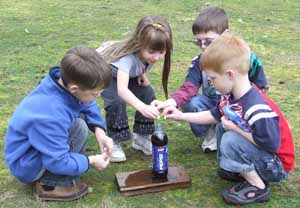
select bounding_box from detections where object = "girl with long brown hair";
[97,16,173,162]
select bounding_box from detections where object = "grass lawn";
[1,0,300,207]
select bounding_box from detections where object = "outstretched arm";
[162,106,216,125]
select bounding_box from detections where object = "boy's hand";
[151,99,177,111]
[99,135,113,157]
[138,104,160,119]
[89,154,110,171]
[162,106,183,121]
[221,116,239,132]
[95,127,113,157]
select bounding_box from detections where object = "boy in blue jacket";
[5,46,113,201]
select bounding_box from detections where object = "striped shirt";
[210,87,280,153]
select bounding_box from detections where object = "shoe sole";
[223,197,269,205]
[203,147,217,153]
[110,157,127,162]
[201,141,217,152]
[142,149,152,156]
[36,187,88,201]
[132,143,152,156]
[222,189,270,205]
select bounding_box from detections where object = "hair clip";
[152,23,163,29]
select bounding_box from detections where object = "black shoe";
[222,181,270,205]
[218,168,244,182]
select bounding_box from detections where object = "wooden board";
[115,166,191,196]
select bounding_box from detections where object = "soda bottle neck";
[154,123,164,132]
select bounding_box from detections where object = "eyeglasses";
[192,38,214,47]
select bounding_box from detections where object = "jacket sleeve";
[28,118,89,176]
[171,55,202,107]
[81,100,106,132]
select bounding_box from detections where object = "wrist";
[167,98,177,107]
[136,102,146,112]
[179,112,185,121]
[88,155,95,166]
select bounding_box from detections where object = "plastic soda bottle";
[151,123,168,179]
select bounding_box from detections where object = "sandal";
[222,181,270,205]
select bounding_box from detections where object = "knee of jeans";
[72,118,88,140]
[219,132,240,154]
[182,98,204,113]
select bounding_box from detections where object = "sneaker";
[111,143,126,162]
[222,181,270,205]
[218,168,245,182]
[132,133,152,156]
[201,126,217,153]
[35,181,88,201]
[132,133,144,151]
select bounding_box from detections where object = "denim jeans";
[215,123,287,182]
[181,94,219,137]
[35,118,89,186]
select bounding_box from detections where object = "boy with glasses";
[152,6,268,153]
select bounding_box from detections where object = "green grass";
[1,0,300,207]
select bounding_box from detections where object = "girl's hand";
[162,106,183,121]
[221,116,239,132]
[89,154,110,171]
[138,74,150,87]
[138,104,160,119]
[151,99,177,111]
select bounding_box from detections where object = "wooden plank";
[115,166,191,196]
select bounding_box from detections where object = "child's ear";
[227,69,235,79]
[68,84,79,94]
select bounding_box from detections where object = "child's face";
[140,48,166,65]
[194,31,220,52]
[205,70,233,95]
[73,87,103,103]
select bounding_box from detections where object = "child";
[162,33,295,205]
[97,16,173,162]
[152,6,268,153]
[5,46,114,201]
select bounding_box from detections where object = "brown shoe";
[35,181,89,201]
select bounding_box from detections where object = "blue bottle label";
[152,145,168,173]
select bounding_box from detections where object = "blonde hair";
[201,32,250,75]
[99,16,173,98]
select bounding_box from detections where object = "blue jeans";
[215,123,287,182]
[181,94,219,137]
[35,118,89,186]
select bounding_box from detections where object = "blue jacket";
[5,67,106,183]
